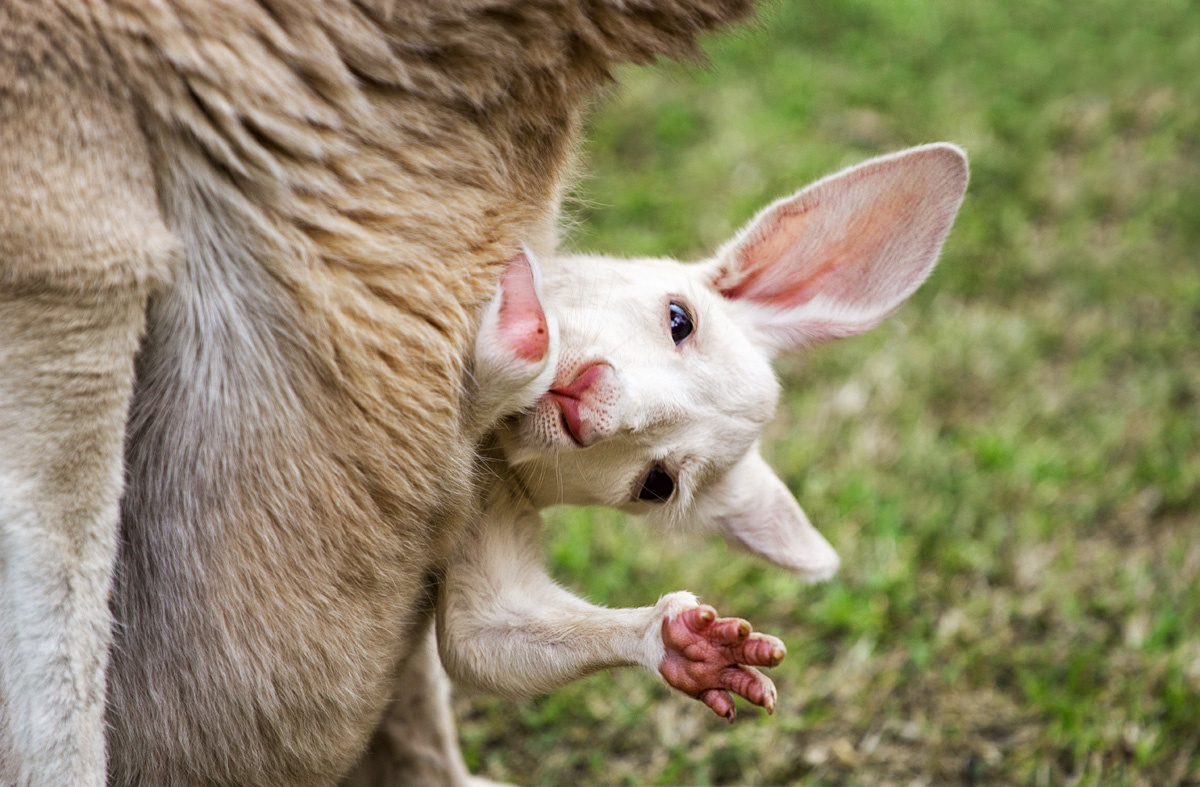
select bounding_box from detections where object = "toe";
[736,633,787,667]
[679,605,717,632]
[699,689,735,721]
[722,665,777,712]
[706,616,752,646]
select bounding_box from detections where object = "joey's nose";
[554,362,608,401]
[548,361,617,446]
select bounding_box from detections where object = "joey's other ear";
[488,245,551,365]
[705,448,840,582]
[470,246,556,434]
[706,143,969,355]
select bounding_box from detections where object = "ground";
[456,0,1200,783]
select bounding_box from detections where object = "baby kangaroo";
[451,144,969,719]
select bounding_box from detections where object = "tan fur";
[339,630,477,787]
[0,1,752,785]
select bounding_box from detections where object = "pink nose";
[548,362,615,446]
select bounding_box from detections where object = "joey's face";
[495,254,781,523]
[489,144,968,580]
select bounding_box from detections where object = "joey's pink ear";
[494,246,550,364]
[471,246,557,435]
[706,143,968,355]
[706,449,839,582]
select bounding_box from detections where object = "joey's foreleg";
[0,288,154,787]
[436,501,785,716]
[437,513,665,697]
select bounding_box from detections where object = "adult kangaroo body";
[0,1,750,785]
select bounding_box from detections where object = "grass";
[457,0,1200,783]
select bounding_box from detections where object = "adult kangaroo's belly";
[97,17,547,782]
[106,191,476,785]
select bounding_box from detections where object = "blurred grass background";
[457,0,1200,783]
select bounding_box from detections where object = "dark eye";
[637,465,676,502]
[668,301,694,345]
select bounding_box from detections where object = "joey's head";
[497,253,782,511]
[495,144,970,581]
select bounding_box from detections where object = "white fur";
[438,484,695,696]
[439,145,969,702]
[0,474,108,786]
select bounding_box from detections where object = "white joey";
[448,143,969,718]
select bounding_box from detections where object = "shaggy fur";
[0,1,751,785]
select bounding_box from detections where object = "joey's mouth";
[548,393,585,447]
[537,360,616,449]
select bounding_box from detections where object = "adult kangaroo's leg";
[0,7,173,784]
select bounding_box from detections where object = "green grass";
[457,1,1200,783]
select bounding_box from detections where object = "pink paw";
[659,605,786,721]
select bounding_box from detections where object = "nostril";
[551,361,610,401]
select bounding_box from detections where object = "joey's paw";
[659,604,785,721]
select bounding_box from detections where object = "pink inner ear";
[497,251,549,363]
[711,144,968,337]
[720,183,927,311]
[719,201,823,308]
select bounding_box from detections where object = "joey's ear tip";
[921,141,968,160]
[905,140,966,161]
[912,142,970,185]
[772,536,840,583]
[517,242,541,266]
[499,244,546,298]
[511,243,548,292]
[795,554,840,584]
[499,250,526,283]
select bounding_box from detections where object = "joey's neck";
[475,435,541,516]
